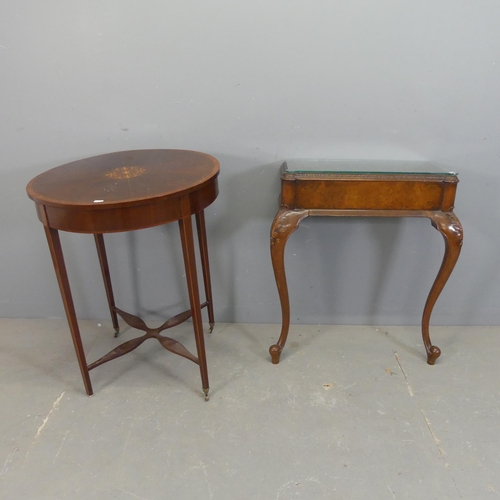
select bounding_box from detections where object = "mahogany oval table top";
[27,149,220,234]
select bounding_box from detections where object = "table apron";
[283,179,456,211]
[36,179,218,233]
[306,209,452,218]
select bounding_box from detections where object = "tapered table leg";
[422,212,463,364]
[179,212,210,401]
[44,226,93,396]
[195,211,215,333]
[269,209,309,364]
[94,234,120,337]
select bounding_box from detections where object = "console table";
[269,159,463,365]
[27,149,219,400]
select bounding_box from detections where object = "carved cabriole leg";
[422,211,463,365]
[44,226,93,396]
[179,211,210,401]
[195,211,215,333]
[94,234,120,337]
[269,208,309,364]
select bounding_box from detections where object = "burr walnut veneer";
[27,149,219,400]
[270,159,463,365]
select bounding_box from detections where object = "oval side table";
[27,149,219,400]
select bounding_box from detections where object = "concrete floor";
[0,319,499,499]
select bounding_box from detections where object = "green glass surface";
[284,159,457,175]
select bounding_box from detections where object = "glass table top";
[283,159,457,175]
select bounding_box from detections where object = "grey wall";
[1,1,499,326]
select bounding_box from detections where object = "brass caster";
[203,388,210,402]
[208,323,215,334]
[114,328,120,338]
